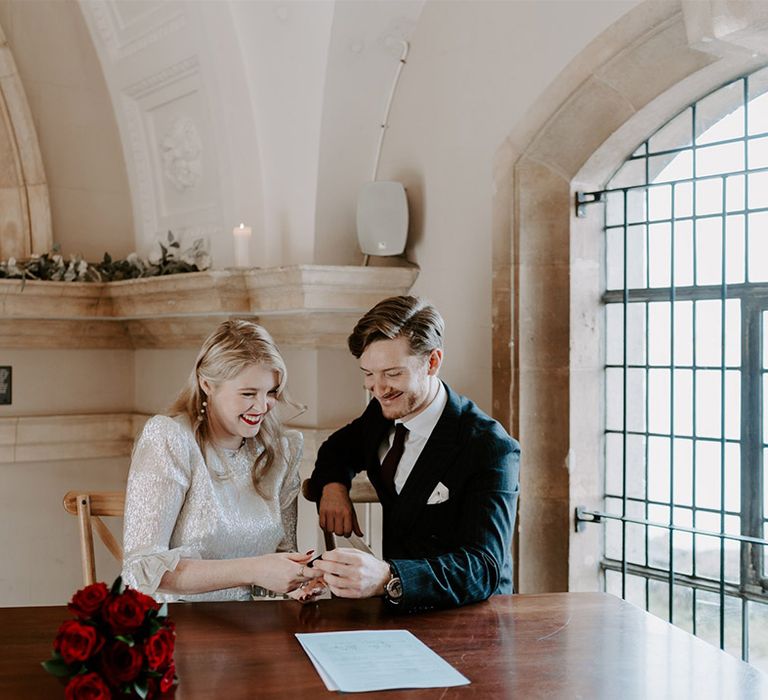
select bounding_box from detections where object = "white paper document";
[295,629,470,693]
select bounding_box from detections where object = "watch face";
[387,577,403,599]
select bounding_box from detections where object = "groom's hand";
[319,483,363,537]
[312,548,390,599]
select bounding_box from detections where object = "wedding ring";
[299,565,305,578]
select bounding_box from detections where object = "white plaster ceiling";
[78,0,425,268]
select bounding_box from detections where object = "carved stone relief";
[117,55,217,253]
[78,0,220,256]
[86,0,186,62]
[160,116,202,192]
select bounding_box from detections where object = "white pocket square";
[427,482,449,505]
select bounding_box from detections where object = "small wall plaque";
[0,366,11,405]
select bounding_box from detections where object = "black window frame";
[577,70,768,666]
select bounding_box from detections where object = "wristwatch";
[384,563,402,604]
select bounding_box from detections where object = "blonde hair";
[169,318,300,492]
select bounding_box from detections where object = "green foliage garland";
[0,232,211,283]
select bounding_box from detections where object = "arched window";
[602,67,768,670]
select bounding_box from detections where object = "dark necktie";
[380,423,409,495]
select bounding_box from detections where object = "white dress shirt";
[378,380,448,494]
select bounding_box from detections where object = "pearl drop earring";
[199,399,208,418]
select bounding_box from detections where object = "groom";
[309,296,520,612]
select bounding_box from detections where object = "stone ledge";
[0,413,148,463]
[0,412,335,467]
[0,265,418,349]
[245,265,420,312]
[0,278,108,318]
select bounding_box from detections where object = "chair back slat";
[349,479,378,503]
[301,476,379,504]
[63,491,125,586]
[92,516,123,563]
[64,491,125,517]
[75,495,97,586]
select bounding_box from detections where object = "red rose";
[68,582,109,619]
[131,588,160,613]
[145,628,175,671]
[102,588,158,634]
[54,619,104,664]
[100,640,144,684]
[160,663,176,693]
[64,671,112,700]
[163,618,176,633]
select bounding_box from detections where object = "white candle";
[233,223,252,267]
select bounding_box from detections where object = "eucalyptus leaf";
[41,657,73,678]
[1,231,211,285]
[134,677,149,699]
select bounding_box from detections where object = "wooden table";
[1,592,766,699]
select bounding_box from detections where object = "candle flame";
[239,223,245,229]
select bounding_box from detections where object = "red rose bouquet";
[42,577,178,699]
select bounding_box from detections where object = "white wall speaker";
[356,181,409,256]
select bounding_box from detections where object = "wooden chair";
[63,491,125,586]
[301,476,379,551]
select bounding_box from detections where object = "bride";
[121,319,322,601]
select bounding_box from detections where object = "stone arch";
[0,19,51,260]
[492,0,768,593]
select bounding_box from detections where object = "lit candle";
[233,223,252,267]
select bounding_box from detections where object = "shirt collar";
[399,380,447,439]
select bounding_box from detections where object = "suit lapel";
[390,384,463,532]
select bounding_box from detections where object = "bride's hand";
[287,576,329,603]
[251,551,322,593]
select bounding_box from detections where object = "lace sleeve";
[276,430,303,552]
[121,416,200,595]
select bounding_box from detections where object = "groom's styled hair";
[347,295,444,359]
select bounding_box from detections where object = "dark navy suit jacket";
[310,382,520,612]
